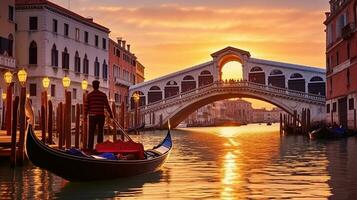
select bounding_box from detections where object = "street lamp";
[62,76,71,90]
[2,92,6,101]
[17,69,27,87]
[42,77,50,90]
[3,71,13,135]
[81,79,88,91]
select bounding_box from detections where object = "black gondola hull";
[26,125,171,182]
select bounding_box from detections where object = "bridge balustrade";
[136,80,325,111]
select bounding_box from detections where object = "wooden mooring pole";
[48,100,53,144]
[17,87,26,166]
[41,105,46,143]
[65,91,72,149]
[280,113,283,135]
[10,96,19,168]
[75,104,80,148]
[58,102,63,149]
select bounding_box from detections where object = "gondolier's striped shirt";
[84,89,113,116]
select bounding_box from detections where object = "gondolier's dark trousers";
[88,114,105,150]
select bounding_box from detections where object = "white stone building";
[15,0,110,118]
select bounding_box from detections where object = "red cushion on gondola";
[95,140,145,159]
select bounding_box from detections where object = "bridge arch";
[163,91,294,128]
[198,70,214,87]
[308,76,326,95]
[248,66,266,84]
[131,91,146,109]
[164,81,179,98]
[181,75,196,93]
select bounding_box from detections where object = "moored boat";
[309,127,355,139]
[26,124,172,181]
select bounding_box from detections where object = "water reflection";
[1,124,357,199]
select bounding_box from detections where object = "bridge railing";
[139,80,325,110]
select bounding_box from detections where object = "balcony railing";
[0,54,16,69]
[115,77,133,87]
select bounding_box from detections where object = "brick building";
[325,0,357,128]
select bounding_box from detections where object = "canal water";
[1,124,357,199]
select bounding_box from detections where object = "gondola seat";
[95,140,145,159]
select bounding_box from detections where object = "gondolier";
[84,80,114,150]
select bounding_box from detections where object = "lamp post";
[1,92,5,130]
[41,77,50,143]
[132,93,140,134]
[81,79,88,149]
[4,71,13,136]
[17,68,27,165]
[62,76,71,148]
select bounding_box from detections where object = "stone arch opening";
[181,75,196,93]
[221,61,243,81]
[164,81,179,98]
[198,70,214,87]
[288,73,305,92]
[162,92,290,128]
[248,66,265,84]
[148,86,163,104]
[308,76,326,96]
[268,69,285,88]
[131,91,146,109]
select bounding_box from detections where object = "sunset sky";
[53,0,329,108]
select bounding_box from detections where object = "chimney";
[117,37,122,46]
[122,40,126,49]
[127,44,130,52]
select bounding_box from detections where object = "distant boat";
[176,122,187,128]
[267,122,272,126]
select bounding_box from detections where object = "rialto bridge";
[129,46,326,128]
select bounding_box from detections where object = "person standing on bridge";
[84,80,113,150]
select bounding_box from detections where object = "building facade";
[15,0,110,118]
[0,0,16,128]
[136,61,145,84]
[325,0,357,128]
[108,38,137,115]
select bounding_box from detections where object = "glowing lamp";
[4,71,13,85]
[62,76,71,89]
[42,77,50,89]
[81,79,88,91]
[133,93,140,103]
[2,92,6,100]
[17,69,27,86]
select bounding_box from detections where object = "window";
[333,102,337,112]
[74,51,80,73]
[51,84,56,97]
[327,104,331,113]
[8,6,14,21]
[8,34,13,57]
[62,48,69,69]
[95,35,99,47]
[64,23,69,36]
[102,60,108,80]
[115,93,120,103]
[30,84,37,96]
[84,31,88,43]
[75,28,80,40]
[102,38,106,49]
[349,98,355,110]
[29,16,38,30]
[29,41,37,64]
[83,54,89,75]
[94,57,100,77]
[51,44,58,67]
[73,88,77,99]
[53,19,58,33]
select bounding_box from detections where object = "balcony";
[114,77,133,87]
[342,23,355,40]
[0,54,16,69]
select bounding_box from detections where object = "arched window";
[83,54,89,75]
[165,81,179,98]
[199,70,214,87]
[183,75,194,80]
[131,91,146,108]
[74,51,80,73]
[310,76,324,82]
[148,86,162,103]
[270,69,283,76]
[29,41,37,64]
[150,86,161,91]
[62,47,69,69]
[200,70,211,75]
[94,57,100,78]
[102,60,108,80]
[8,34,13,57]
[182,75,196,93]
[51,44,58,67]
[290,73,303,79]
[250,66,263,72]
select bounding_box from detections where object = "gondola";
[25,102,172,182]
[126,123,146,133]
[309,126,355,139]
